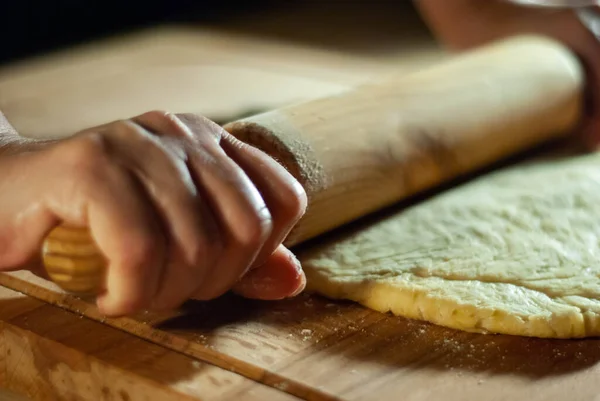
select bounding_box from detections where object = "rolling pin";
[42,35,584,294]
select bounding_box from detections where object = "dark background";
[1,2,431,67]
[1,1,277,64]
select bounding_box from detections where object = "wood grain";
[0,284,298,401]
[2,270,600,401]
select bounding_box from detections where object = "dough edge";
[299,153,600,339]
[304,268,600,339]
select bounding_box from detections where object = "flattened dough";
[299,153,600,338]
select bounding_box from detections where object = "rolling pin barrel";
[225,35,584,246]
[42,35,584,295]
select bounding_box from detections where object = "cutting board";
[0,284,299,401]
[2,268,600,401]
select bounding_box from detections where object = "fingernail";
[288,252,306,298]
[288,252,302,274]
[289,271,306,297]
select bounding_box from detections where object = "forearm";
[415,0,590,50]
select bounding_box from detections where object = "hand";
[0,110,307,316]
[416,0,600,148]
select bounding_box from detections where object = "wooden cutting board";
[3,269,600,401]
[0,283,299,401]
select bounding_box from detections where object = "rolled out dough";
[299,153,600,338]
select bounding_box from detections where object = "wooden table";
[3,3,600,401]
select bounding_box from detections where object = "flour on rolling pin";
[225,115,328,193]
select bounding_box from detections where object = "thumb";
[232,245,306,300]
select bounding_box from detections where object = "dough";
[299,153,600,338]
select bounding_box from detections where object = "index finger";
[220,132,307,268]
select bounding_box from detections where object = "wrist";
[0,116,23,155]
[0,137,59,157]
[0,111,58,155]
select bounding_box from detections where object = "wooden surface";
[3,270,600,401]
[0,283,299,401]
[0,389,29,401]
[2,2,600,401]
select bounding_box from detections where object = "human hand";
[416,0,600,148]
[0,110,307,316]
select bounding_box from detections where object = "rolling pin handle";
[42,224,106,295]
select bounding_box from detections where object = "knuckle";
[281,180,308,222]
[139,110,181,127]
[136,110,194,146]
[62,132,109,168]
[176,113,223,142]
[141,109,171,119]
[112,119,147,140]
[229,208,273,249]
[59,133,112,185]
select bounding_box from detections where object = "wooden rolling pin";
[42,35,584,294]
